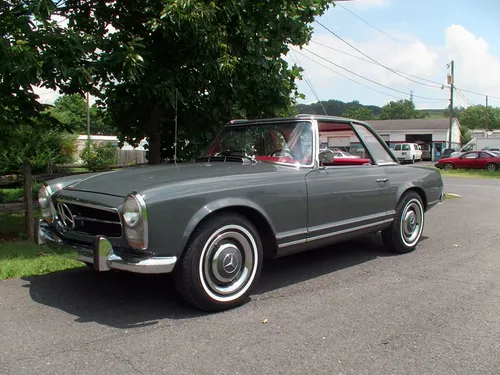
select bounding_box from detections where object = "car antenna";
[174,88,178,165]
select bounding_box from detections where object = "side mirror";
[319,149,335,166]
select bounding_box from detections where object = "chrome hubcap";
[400,199,423,247]
[200,225,257,301]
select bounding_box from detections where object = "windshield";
[201,121,314,166]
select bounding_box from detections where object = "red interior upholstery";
[324,158,372,166]
[255,156,371,166]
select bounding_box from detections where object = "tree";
[2,1,335,163]
[0,0,96,129]
[51,0,335,163]
[458,105,500,130]
[341,105,374,121]
[379,99,429,120]
[47,94,116,135]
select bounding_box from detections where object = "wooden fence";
[0,158,149,241]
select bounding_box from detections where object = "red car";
[435,150,500,172]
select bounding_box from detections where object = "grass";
[0,241,84,280]
[444,193,461,200]
[438,169,500,179]
[0,213,83,280]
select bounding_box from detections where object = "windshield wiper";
[195,156,256,164]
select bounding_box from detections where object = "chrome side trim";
[278,218,393,248]
[307,212,393,234]
[307,219,393,243]
[278,238,307,248]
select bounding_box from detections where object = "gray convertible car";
[36,115,444,311]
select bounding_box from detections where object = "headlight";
[38,184,54,220]
[123,195,141,227]
[123,193,148,250]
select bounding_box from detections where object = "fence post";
[23,159,34,241]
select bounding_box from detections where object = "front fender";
[180,197,277,252]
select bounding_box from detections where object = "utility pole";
[410,90,413,103]
[485,95,489,135]
[447,61,454,149]
[86,92,90,140]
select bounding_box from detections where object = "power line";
[309,40,447,87]
[453,87,500,100]
[290,50,328,115]
[299,47,448,101]
[293,48,428,103]
[455,88,475,107]
[334,2,446,62]
[315,20,443,89]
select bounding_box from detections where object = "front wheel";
[486,163,497,172]
[382,191,425,254]
[174,213,263,312]
[444,162,455,171]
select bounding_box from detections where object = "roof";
[366,118,459,132]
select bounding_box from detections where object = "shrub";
[80,141,118,171]
[0,125,78,175]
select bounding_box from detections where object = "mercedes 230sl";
[36,115,444,311]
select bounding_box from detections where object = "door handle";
[376,178,389,182]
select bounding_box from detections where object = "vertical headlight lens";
[37,185,54,220]
[123,193,148,250]
[123,196,141,227]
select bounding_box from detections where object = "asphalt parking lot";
[1,176,499,375]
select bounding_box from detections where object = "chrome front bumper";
[35,219,177,274]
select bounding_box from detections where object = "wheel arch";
[397,185,428,212]
[181,199,278,259]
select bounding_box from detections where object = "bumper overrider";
[35,219,177,274]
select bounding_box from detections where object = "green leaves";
[379,100,428,120]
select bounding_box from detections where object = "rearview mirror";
[319,149,335,166]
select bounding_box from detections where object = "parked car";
[435,150,500,172]
[320,148,360,159]
[441,148,457,158]
[36,115,444,311]
[392,143,422,163]
[421,144,432,161]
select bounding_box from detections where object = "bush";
[80,141,118,171]
[0,125,78,175]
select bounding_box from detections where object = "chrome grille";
[55,200,123,238]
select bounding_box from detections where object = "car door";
[456,151,480,169]
[305,122,395,244]
[476,152,493,169]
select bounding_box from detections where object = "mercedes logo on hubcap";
[222,253,239,274]
[57,202,75,230]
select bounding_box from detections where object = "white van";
[393,143,421,164]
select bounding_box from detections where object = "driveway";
[0,177,499,375]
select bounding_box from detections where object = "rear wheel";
[382,191,425,254]
[486,163,497,172]
[174,213,263,312]
[444,162,455,171]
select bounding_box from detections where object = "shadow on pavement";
[21,233,400,329]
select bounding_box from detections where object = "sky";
[35,0,500,110]
[288,0,500,110]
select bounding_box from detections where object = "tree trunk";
[148,103,162,165]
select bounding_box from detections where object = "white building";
[366,118,461,161]
[471,129,500,138]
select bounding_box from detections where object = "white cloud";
[445,24,500,107]
[289,23,500,109]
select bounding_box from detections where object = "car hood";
[59,161,288,197]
